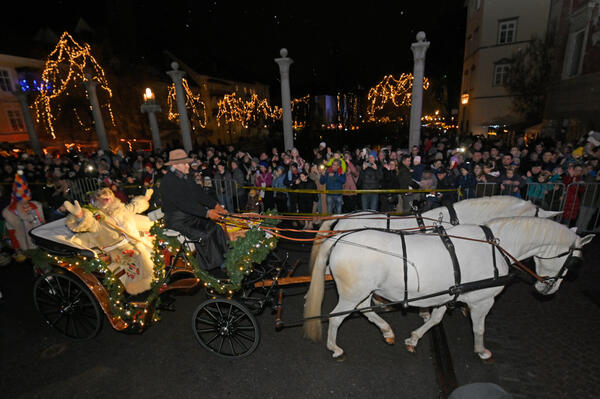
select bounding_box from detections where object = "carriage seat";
[148,208,202,251]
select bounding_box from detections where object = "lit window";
[493,64,510,86]
[0,69,12,92]
[498,19,517,44]
[461,94,469,104]
[7,110,24,131]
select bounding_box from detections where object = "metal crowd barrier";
[68,177,101,204]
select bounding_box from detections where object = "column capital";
[411,32,430,62]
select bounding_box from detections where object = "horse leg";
[326,299,355,360]
[359,295,395,344]
[468,298,495,360]
[404,306,447,352]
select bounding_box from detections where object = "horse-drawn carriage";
[29,212,300,358]
[28,197,594,361]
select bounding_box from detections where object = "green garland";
[29,212,280,330]
[150,211,279,295]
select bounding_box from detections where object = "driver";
[159,149,229,271]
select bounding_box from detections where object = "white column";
[15,91,42,156]
[84,73,109,151]
[275,48,294,152]
[166,62,193,153]
[408,31,430,150]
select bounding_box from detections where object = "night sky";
[2,0,465,103]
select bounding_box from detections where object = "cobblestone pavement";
[443,235,600,398]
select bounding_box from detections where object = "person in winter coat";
[357,152,382,210]
[296,172,317,228]
[230,159,247,212]
[457,164,477,199]
[320,159,346,214]
[342,152,360,212]
[256,161,274,210]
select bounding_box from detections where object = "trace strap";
[436,225,461,304]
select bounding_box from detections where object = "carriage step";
[162,277,201,292]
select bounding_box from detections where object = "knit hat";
[319,142,326,148]
[259,161,268,168]
[9,171,31,210]
[369,150,377,158]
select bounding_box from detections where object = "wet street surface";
[1,233,599,398]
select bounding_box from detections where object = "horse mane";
[486,217,576,250]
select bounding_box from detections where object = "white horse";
[303,217,594,360]
[309,196,561,273]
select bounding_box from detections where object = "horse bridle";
[534,246,583,286]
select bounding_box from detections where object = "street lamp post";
[140,88,162,153]
[275,48,294,152]
[408,31,430,150]
[14,90,42,156]
[84,73,110,152]
[166,62,193,153]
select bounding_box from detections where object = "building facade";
[543,0,600,141]
[458,0,551,136]
[0,54,44,143]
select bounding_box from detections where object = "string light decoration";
[366,73,430,121]
[216,92,281,128]
[167,78,207,129]
[33,32,115,139]
[291,94,310,130]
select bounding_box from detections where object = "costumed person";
[159,149,228,272]
[62,188,155,295]
[1,171,45,262]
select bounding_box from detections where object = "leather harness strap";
[436,225,461,303]
[535,206,540,217]
[413,209,426,231]
[480,225,499,279]
[399,231,409,307]
[446,203,460,225]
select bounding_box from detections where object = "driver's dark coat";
[159,168,228,270]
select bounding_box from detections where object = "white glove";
[144,188,154,200]
[63,200,83,218]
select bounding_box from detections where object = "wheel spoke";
[70,316,80,337]
[231,334,249,352]
[217,336,225,353]
[36,297,61,307]
[195,317,218,326]
[196,327,218,334]
[50,312,65,327]
[231,312,247,324]
[236,326,256,331]
[203,307,219,322]
[236,331,256,342]
[227,303,233,321]
[205,333,220,345]
[228,337,237,356]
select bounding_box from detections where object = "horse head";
[533,228,594,295]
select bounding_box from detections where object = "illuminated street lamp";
[140,87,162,153]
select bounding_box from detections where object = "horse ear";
[537,209,563,219]
[579,234,595,247]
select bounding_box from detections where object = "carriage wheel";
[33,272,102,340]
[192,298,260,358]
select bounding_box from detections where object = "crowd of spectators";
[1,130,599,231]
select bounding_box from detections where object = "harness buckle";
[435,213,444,227]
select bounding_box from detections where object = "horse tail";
[303,239,330,342]
[308,218,336,274]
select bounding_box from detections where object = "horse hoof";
[334,353,347,362]
[419,312,431,322]
[478,349,492,360]
[384,337,395,345]
[405,344,416,353]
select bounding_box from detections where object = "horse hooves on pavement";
[477,349,493,361]
[384,337,395,345]
[405,344,416,353]
[334,353,347,362]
